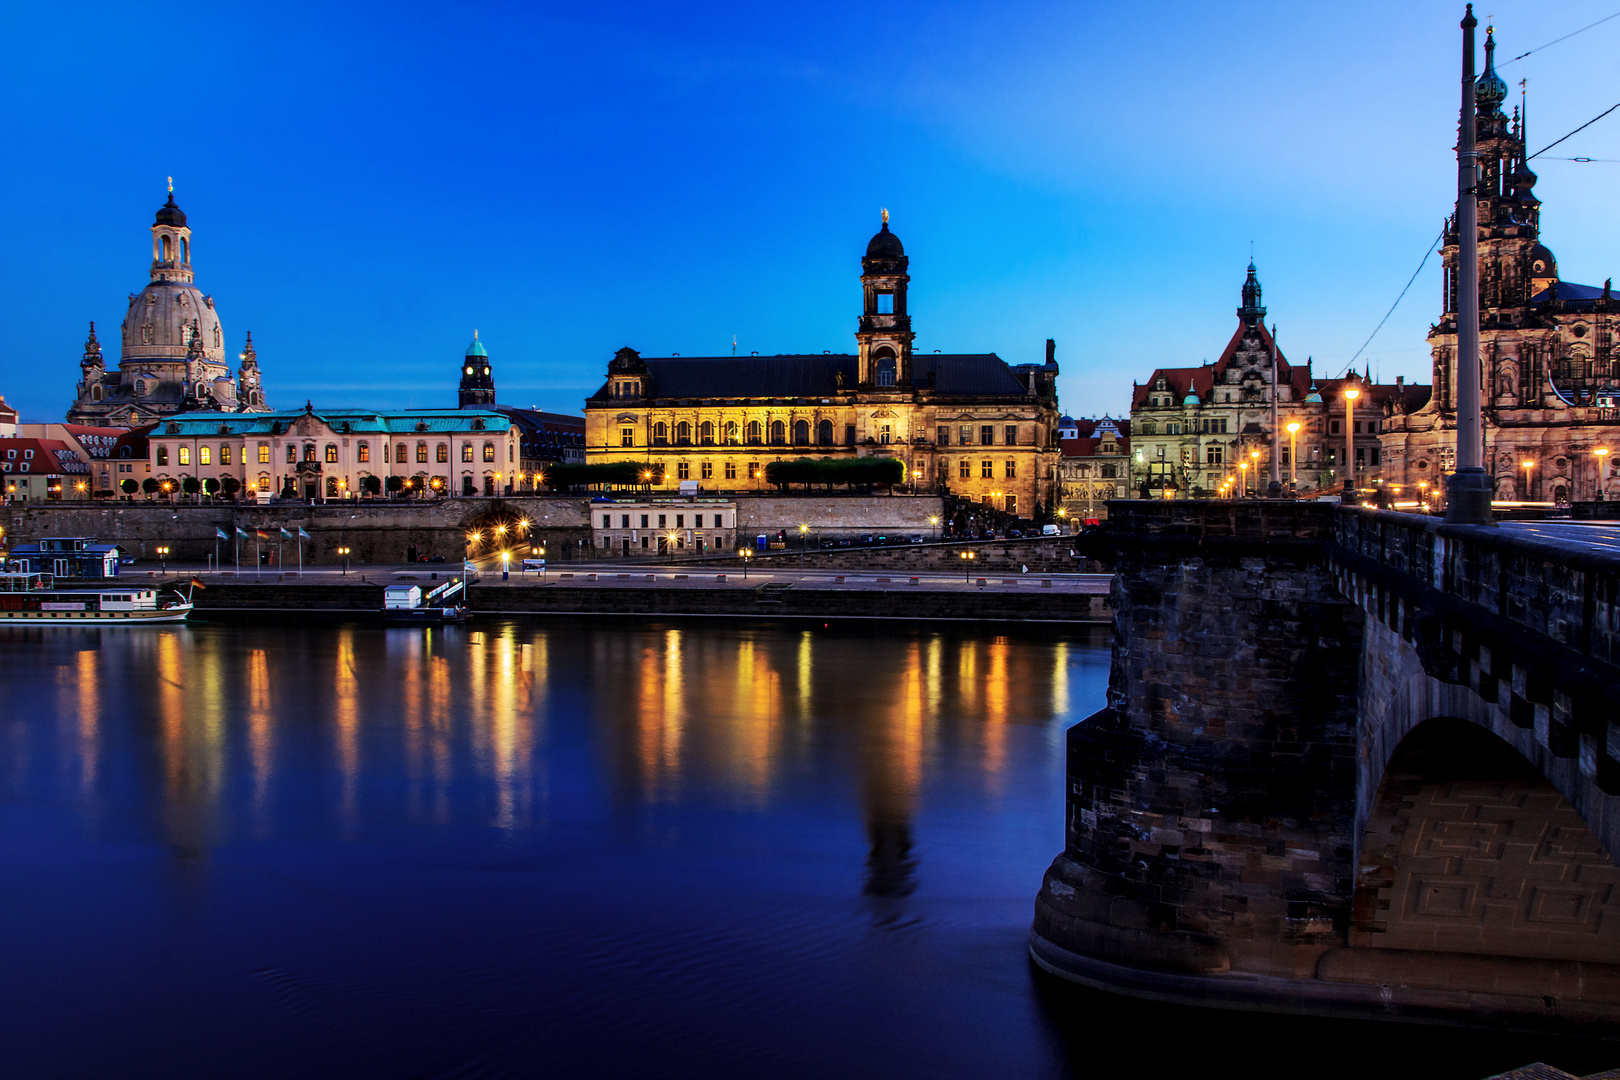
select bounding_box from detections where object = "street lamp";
[1238,460,1249,497]
[960,549,976,583]
[156,544,170,572]
[337,545,351,575]
[740,545,751,580]
[1596,447,1611,501]
[1342,382,1361,503]
[501,549,511,580]
[1248,449,1261,497]
[1286,422,1301,496]
[799,523,808,566]
[1417,479,1430,512]
[1521,459,1535,501]
[929,515,940,540]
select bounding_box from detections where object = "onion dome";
[1476,28,1507,111]
[1305,383,1323,404]
[155,190,187,228]
[867,214,905,258]
[1182,391,1201,406]
[466,331,488,358]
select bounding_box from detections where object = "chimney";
[1045,338,1056,365]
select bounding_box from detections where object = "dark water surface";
[0,617,1613,1078]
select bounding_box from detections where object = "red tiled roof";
[0,438,89,475]
[1133,322,1313,409]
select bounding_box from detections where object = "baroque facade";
[67,186,269,427]
[1057,416,1131,522]
[584,216,1063,518]
[1129,264,1429,499]
[1382,28,1620,504]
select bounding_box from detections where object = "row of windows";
[624,421,1028,448]
[600,512,731,530]
[155,441,511,467]
[955,460,1018,479]
[938,425,1021,447]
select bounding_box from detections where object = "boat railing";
[0,572,54,593]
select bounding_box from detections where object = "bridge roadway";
[1031,500,1620,1035]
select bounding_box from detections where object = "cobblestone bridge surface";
[1031,501,1620,1034]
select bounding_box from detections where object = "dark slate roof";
[1532,280,1607,303]
[588,353,1027,401]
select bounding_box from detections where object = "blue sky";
[4,1,1619,422]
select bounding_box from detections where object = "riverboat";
[0,574,194,625]
[383,577,468,624]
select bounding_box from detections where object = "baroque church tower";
[458,332,496,407]
[1384,24,1620,503]
[855,210,913,390]
[67,184,271,427]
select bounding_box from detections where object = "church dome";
[154,192,187,228]
[867,221,904,258]
[121,281,225,365]
[466,335,488,358]
[1530,244,1557,280]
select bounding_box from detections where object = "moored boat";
[0,573,194,624]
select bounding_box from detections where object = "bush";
[202,478,220,495]
[385,475,405,494]
[362,475,382,495]
[221,476,241,494]
[182,477,201,495]
[142,478,159,495]
[545,462,664,490]
[763,457,904,490]
[121,479,138,495]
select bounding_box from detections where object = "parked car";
[1006,529,1022,539]
[837,538,853,548]
[819,539,837,549]
[859,535,875,546]
[910,535,924,543]
[428,554,446,563]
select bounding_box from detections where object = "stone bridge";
[1030,501,1620,1033]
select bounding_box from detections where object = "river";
[0,617,1609,1078]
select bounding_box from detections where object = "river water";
[0,617,1611,1078]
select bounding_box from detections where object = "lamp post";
[1418,480,1430,513]
[501,549,510,580]
[799,523,808,567]
[929,515,940,540]
[960,549,976,583]
[740,546,751,580]
[1238,460,1249,498]
[1342,381,1360,503]
[1286,422,1301,496]
[156,544,169,573]
[1521,459,1535,501]
[1596,447,1611,501]
[337,545,350,575]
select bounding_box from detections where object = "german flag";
[255,529,270,540]
[189,577,206,590]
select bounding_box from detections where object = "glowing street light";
[1286,421,1301,495]
[740,545,752,580]
[337,545,351,575]
[156,544,170,573]
[1238,460,1249,496]
[1521,458,1535,500]
[1596,447,1612,501]
[1343,381,1361,503]
[960,549,977,584]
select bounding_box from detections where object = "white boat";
[0,573,194,625]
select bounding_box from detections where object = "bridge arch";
[1353,716,1620,963]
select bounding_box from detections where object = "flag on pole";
[279,527,292,540]
[236,527,249,539]
[297,527,310,539]
[255,529,270,540]
[189,577,207,590]
[215,527,229,541]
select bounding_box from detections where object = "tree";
[121,479,138,495]
[363,475,382,496]
[763,457,903,490]
[545,462,664,491]
[142,478,159,495]
[203,478,220,496]
[385,475,405,495]
[182,477,201,496]
[221,476,241,495]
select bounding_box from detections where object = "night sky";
[4,0,1618,422]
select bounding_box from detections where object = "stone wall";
[1033,501,1363,980]
[733,494,943,537]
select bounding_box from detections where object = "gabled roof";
[0,438,88,475]
[1133,321,1312,410]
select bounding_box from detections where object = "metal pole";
[1268,323,1282,496]
[1345,391,1356,502]
[1447,4,1494,524]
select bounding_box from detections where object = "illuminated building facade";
[584,216,1063,518]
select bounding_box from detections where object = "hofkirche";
[583,214,1064,518]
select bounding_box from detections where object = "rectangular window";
[937,426,949,446]
[693,515,704,528]
[438,444,449,463]
[1005,425,1018,446]
[1370,447,1381,466]
[621,427,634,447]
[1355,447,1367,467]
[462,444,473,462]
[981,460,993,478]
[199,446,211,466]
[748,462,759,480]
[602,514,612,528]
[1207,445,1223,465]
[724,460,736,480]
[416,444,429,463]
[960,425,972,445]
[286,445,296,463]
[701,460,713,479]
[157,446,169,466]
[959,458,971,479]
[327,445,340,463]
[1005,494,1016,515]
[640,514,649,527]
[981,425,995,446]
[675,514,684,527]
[222,446,232,465]
[357,443,369,462]
[258,443,270,464]
[1005,460,1016,479]
[677,461,690,480]
[880,424,891,445]
[178,446,191,466]
[658,514,667,527]
[876,292,894,314]
[1330,419,1341,435]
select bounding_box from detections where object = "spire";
[82,322,102,367]
[1476,25,1508,114]
[1238,260,1266,327]
[240,330,257,366]
[186,321,204,360]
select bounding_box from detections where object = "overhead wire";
[1528,101,1620,160]
[1335,229,1445,380]
[1499,9,1620,66]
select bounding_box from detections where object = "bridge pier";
[1032,501,1620,1033]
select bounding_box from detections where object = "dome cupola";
[1475,27,1508,113]
[458,330,496,408]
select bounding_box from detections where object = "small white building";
[591,500,738,555]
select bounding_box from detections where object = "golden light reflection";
[982,636,1009,786]
[247,648,272,808]
[1051,640,1070,717]
[334,629,359,818]
[76,650,98,791]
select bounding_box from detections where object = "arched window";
[135,381,146,396]
[462,443,473,462]
[198,446,211,466]
[396,443,407,463]
[437,443,449,463]
[874,355,897,387]
[326,476,339,498]
[91,385,103,401]
[676,421,692,445]
[325,444,339,463]
[746,420,761,445]
[304,444,317,462]
[357,442,369,463]
[817,419,834,445]
[159,235,170,261]
[482,442,495,462]
[725,421,739,444]
[181,238,189,263]
[770,420,786,445]
[793,419,809,445]
[178,446,191,466]
[700,421,714,445]
[416,442,428,463]
[221,445,232,465]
